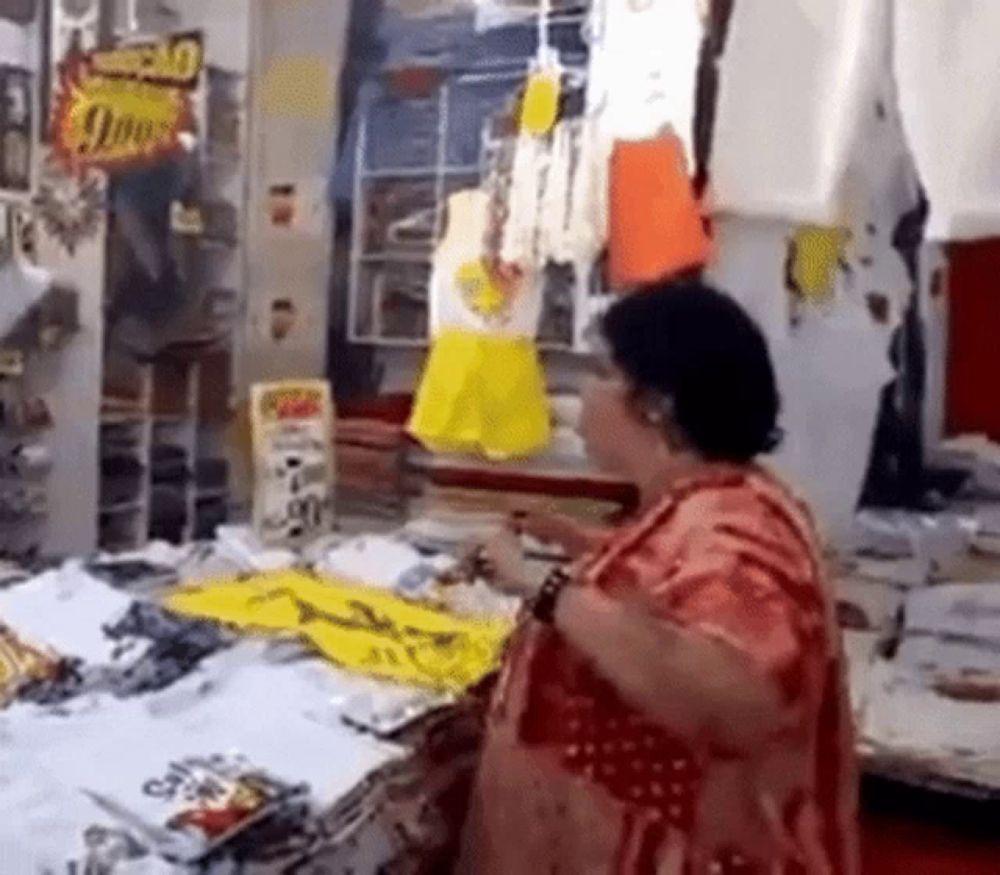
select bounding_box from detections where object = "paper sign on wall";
[52,31,203,172]
[250,380,335,547]
[788,225,850,304]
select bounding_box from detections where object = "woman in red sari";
[459,281,858,875]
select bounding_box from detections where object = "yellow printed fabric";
[165,571,513,693]
[407,329,551,461]
[0,626,59,708]
[520,70,561,136]
[790,226,850,303]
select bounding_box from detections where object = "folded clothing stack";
[151,444,190,485]
[100,454,145,507]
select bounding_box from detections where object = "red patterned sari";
[457,466,858,875]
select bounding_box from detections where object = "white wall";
[35,186,106,556]
[167,0,251,72]
[0,18,34,68]
[239,0,349,391]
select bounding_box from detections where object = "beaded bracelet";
[529,567,572,624]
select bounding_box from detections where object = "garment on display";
[893,2,1000,241]
[167,569,513,693]
[0,567,136,666]
[312,534,456,594]
[592,0,703,156]
[408,188,551,459]
[106,158,196,358]
[0,640,401,872]
[91,601,232,699]
[607,132,711,289]
[0,564,221,705]
[494,91,607,279]
[711,0,886,224]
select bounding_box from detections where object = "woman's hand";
[470,528,545,600]
[509,506,605,558]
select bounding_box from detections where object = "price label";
[251,380,335,547]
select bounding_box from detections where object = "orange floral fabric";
[458,467,858,875]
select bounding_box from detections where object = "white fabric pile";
[893,2,1000,241]
[0,643,401,872]
[0,564,136,664]
[712,0,886,223]
[0,530,519,871]
[312,532,521,621]
[854,584,1000,790]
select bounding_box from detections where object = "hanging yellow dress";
[407,189,551,460]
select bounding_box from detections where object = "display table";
[1,518,999,872]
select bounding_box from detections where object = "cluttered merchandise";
[0,523,520,873]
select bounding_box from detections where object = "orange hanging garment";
[608,132,712,290]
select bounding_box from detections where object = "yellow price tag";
[520,71,560,136]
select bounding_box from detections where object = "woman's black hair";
[601,279,782,463]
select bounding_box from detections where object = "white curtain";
[710,0,888,224]
[893,2,1000,241]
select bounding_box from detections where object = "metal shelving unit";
[98,354,232,551]
[346,50,596,352]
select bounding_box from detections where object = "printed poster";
[250,380,335,547]
[52,31,203,172]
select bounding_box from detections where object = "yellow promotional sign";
[166,571,513,693]
[52,32,202,172]
[89,32,203,89]
[54,75,189,169]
